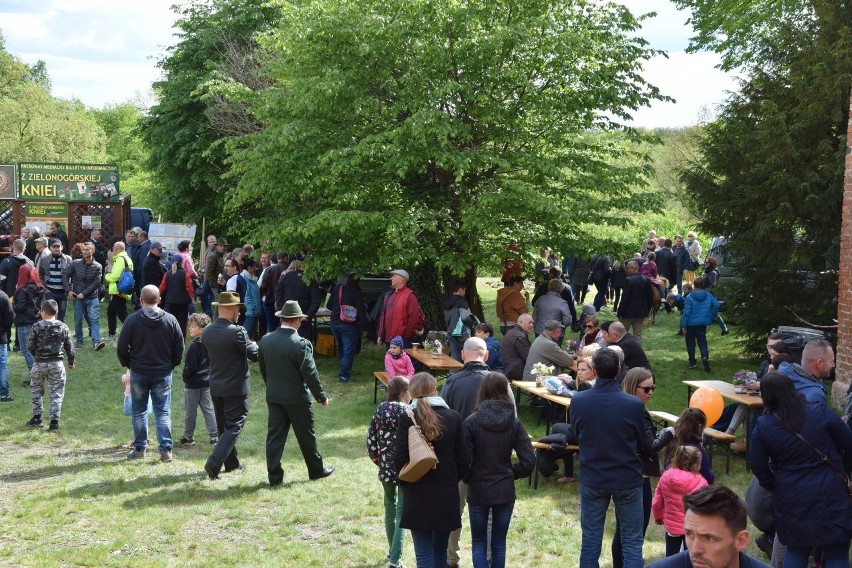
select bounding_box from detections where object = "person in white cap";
[376,269,423,348]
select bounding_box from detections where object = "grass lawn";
[0,280,764,567]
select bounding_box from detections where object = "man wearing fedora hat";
[259,300,334,484]
[202,291,259,479]
[376,268,423,348]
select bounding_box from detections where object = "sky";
[0,0,739,129]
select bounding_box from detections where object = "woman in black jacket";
[394,373,469,568]
[13,264,42,373]
[612,367,674,568]
[464,372,534,568]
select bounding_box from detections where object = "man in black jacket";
[655,239,679,296]
[274,260,323,339]
[616,260,654,343]
[201,291,259,479]
[443,280,470,362]
[141,242,167,288]
[605,321,652,371]
[117,285,185,462]
[65,242,104,351]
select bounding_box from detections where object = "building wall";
[834,91,852,409]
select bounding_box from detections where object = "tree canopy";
[674,0,851,351]
[0,32,105,164]
[221,0,665,310]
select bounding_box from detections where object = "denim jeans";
[262,303,278,336]
[592,280,608,311]
[74,297,101,343]
[786,541,850,568]
[0,343,8,397]
[130,371,173,452]
[331,322,358,381]
[16,324,34,370]
[470,501,514,568]
[47,291,67,323]
[200,279,215,317]
[685,326,709,363]
[410,529,450,568]
[243,315,257,341]
[382,482,406,565]
[579,484,644,568]
[612,478,652,568]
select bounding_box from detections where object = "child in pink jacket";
[652,445,709,556]
[384,336,414,379]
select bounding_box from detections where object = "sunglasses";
[583,324,596,329]
[637,385,656,394]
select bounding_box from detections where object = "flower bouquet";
[732,370,757,394]
[531,362,555,387]
[565,339,581,355]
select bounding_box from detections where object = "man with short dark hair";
[48,222,68,252]
[655,239,678,296]
[65,242,105,350]
[117,285,185,462]
[616,260,654,344]
[571,348,655,568]
[647,485,770,567]
[443,279,470,362]
[86,229,108,268]
[258,251,288,334]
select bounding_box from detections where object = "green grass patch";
[0,281,762,566]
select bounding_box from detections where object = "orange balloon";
[689,387,724,426]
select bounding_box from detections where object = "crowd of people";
[4,224,852,568]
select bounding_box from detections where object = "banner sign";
[17,162,120,202]
[148,223,197,252]
[0,165,16,199]
[25,202,68,235]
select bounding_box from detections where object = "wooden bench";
[648,410,737,474]
[530,440,580,489]
[373,371,390,404]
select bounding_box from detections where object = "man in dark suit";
[616,260,654,343]
[259,300,334,485]
[202,291,259,479]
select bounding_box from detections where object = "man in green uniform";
[259,300,334,485]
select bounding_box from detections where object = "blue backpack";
[117,257,135,295]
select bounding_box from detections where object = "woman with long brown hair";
[464,372,533,568]
[394,372,469,568]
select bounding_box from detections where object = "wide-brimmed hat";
[275,300,308,319]
[212,291,244,307]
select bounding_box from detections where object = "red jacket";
[378,287,421,343]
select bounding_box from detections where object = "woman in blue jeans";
[325,276,366,382]
[394,373,469,568]
[463,372,534,568]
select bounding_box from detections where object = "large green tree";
[224,0,665,317]
[0,32,105,163]
[674,0,851,352]
[139,0,278,237]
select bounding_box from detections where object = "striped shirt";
[46,255,64,292]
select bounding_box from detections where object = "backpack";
[117,257,135,295]
[450,307,479,339]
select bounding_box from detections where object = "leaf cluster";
[225,0,666,281]
[676,0,851,352]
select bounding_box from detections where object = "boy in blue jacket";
[680,277,720,373]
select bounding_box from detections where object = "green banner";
[17,162,120,202]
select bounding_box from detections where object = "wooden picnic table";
[404,348,464,372]
[683,379,764,470]
[511,380,572,434]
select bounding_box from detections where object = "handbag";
[398,406,438,482]
[338,286,358,323]
[790,429,852,499]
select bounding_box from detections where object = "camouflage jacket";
[28,318,74,366]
